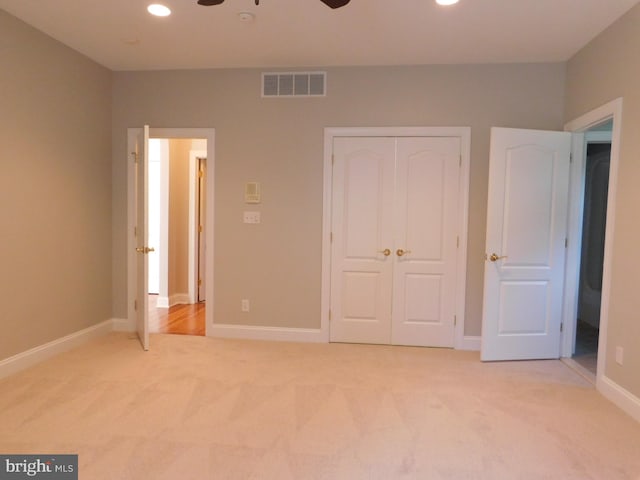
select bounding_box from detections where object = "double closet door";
[330,136,461,347]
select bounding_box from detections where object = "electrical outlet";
[615,346,624,365]
[241,299,250,312]
[243,211,261,224]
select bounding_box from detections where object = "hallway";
[148,294,205,336]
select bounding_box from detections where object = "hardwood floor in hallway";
[148,294,205,336]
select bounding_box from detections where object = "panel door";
[330,137,395,344]
[392,137,460,347]
[481,127,571,361]
[135,125,150,351]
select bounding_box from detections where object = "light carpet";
[0,333,639,479]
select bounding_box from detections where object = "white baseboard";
[112,317,135,332]
[171,294,191,306]
[156,296,170,308]
[157,294,191,309]
[458,335,481,351]
[0,320,113,380]
[598,374,640,423]
[209,323,325,343]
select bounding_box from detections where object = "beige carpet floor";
[0,333,639,479]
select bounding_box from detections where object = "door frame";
[321,127,471,348]
[562,98,622,386]
[127,128,215,337]
[188,150,207,304]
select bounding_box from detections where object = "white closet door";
[330,136,461,347]
[392,137,460,347]
[330,137,395,344]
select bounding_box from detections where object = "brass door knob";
[489,253,507,262]
[136,247,156,254]
[378,248,391,257]
[396,249,411,257]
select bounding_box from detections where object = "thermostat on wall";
[245,182,261,204]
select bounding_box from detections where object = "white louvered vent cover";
[262,72,326,97]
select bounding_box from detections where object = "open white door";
[481,127,571,361]
[135,125,151,351]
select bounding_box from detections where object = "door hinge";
[330,232,333,243]
[198,278,202,286]
[454,315,457,326]
[199,225,203,233]
[459,154,462,167]
[569,153,573,163]
[565,238,568,248]
[134,299,137,311]
[457,236,460,248]
[560,322,564,333]
[328,309,332,321]
[131,151,138,164]
[134,226,137,237]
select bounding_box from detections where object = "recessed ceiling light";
[237,12,255,22]
[436,0,459,5]
[147,4,172,16]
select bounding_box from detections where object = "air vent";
[262,71,326,97]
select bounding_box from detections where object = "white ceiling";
[1,0,638,71]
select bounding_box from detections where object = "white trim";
[210,324,325,343]
[561,358,596,385]
[0,320,113,380]
[459,336,481,351]
[454,130,471,350]
[156,293,191,308]
[128,128,215,340]
[598,375,640,423]
[563,98,622,393]
[112,318,135,332]
[562,132,586,358]
[156,296,170,308]
[189,150,207,304]
[170,293,191,307]
[322,127,471,348]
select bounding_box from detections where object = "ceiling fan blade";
[197,0,225,5]
[319,0,351,8]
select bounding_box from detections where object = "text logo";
[0,455,77,480]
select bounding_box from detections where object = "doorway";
[127,127,215,347]
[562,98,622,386]
[572,129,612,375]
[147,138,207,336]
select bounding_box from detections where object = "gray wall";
[0,11,112,359]
[566,2,640,398]
[112,63,566,336]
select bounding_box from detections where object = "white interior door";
[392,137,460,347]
[481,127,571,361]
[330,137,395,344]
[135,125,151,351]
[330,136,460,347]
